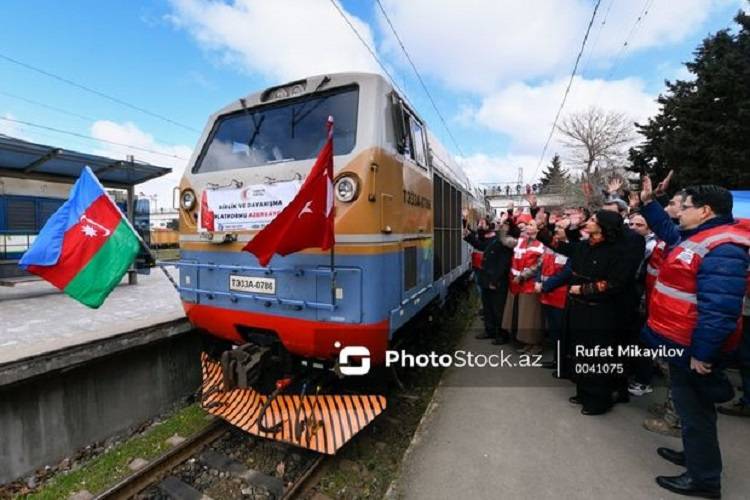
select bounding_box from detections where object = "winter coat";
[640,201,750,365]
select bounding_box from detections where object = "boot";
[643,417,681,438]
[717,400,750,417]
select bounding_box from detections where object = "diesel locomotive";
[173,72,486,453]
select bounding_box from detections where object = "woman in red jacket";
[500,214,545,354]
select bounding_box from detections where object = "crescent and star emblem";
[298,201,314,218]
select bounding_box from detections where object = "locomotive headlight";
[335,175,359,203]
[180,189,196,211]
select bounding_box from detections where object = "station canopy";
[0,134,171,188]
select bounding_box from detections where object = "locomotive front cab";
[175,74,405,371]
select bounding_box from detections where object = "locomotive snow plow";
[200,352,386,454]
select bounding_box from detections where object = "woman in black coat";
[538,210,629,415]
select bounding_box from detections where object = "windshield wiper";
[290,76,331,138]
[247,114,265,149]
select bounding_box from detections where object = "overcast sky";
[1,0,746,208]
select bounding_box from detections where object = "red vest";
[509,238,544,294]
[645,239,667,302]
[539,249,568,309]
[647,223,750,351]
[471,250,483,269]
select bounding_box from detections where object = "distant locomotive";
[149,228,179,248]
[173,72,486,453]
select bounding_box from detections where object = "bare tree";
[557,107,636,179]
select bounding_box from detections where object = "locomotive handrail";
[176,285,336,311]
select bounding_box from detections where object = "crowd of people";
[463,173,750,499]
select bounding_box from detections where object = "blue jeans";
[670,363,735,489]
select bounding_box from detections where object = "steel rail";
[94,419,228,500]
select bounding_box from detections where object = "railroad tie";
[199,449,284,498]
[157,476,213,500]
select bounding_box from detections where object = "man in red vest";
[534,219,569,371]
[640,180,750,499]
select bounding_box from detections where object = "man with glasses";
[641,194,686,437]
[640,181,750,499]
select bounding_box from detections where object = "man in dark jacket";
[464,222,513,344]
[640,180,750,499]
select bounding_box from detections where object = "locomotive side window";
[409,119,427,168]
[390,94,427,170]
[194,85,358,173]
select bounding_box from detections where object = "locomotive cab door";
[391,95,432,303]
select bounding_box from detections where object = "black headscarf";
[594,209,623,242]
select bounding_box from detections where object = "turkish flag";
[242,116,335,266]
[200,190,215,232]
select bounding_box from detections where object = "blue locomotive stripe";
[178,246,468,337]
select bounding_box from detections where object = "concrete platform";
[391,319,750,500]
[0,267,202,484]
[0,266,185,366]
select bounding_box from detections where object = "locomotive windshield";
[194,85,358,173]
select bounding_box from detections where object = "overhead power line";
[602,0,654,82]
[0,89,98,122]
[531,0,603,183]
[327,1,408,98]
[375,0,466,157]
[577,0,616,80]
[0,52,200,133]
[0,116,189,161]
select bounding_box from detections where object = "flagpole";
[329,115,336,309]
[88,166,180,292]
[330,228,336,309]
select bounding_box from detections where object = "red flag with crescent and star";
[242,116,335,266]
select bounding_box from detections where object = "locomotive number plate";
[229,275,276,295]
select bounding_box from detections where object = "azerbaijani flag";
[19,166,141,308]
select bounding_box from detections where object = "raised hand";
[655,169,674,196]
[534,207,546,226]
[641,175,654,204]
[607,177,623,195]
[525,192,538,207]
[628,191,640,209]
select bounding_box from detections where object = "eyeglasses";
[681,204,701,211]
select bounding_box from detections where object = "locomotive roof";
[0,134,171,188]
[200,72,477,196]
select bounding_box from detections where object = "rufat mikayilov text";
[385,350,543,369]
[574,345,685,359]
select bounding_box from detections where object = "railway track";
[95,419,325,500]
